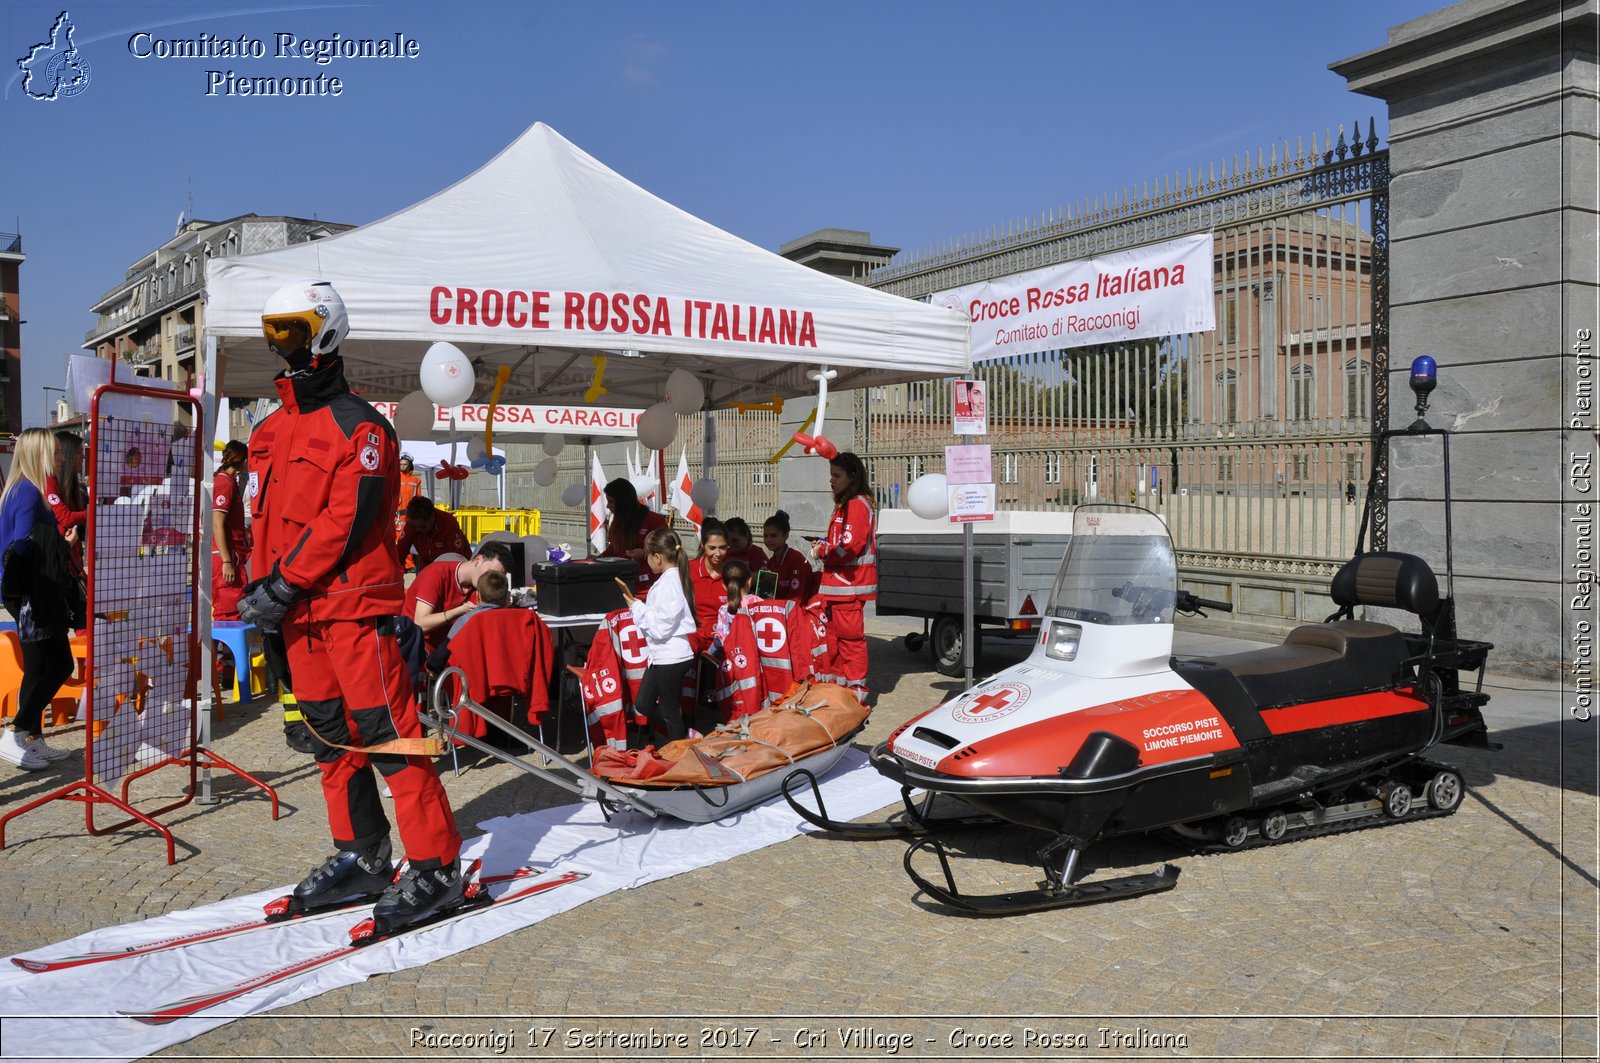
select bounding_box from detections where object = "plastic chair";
[0,630,86,725]
[212,621,271,706]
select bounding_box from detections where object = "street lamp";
[41,386,64,424]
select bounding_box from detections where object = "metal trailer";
[874,509,1070,677]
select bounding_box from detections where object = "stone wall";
[1334,0,1598,677]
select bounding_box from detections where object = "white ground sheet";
[0,752,898,1063]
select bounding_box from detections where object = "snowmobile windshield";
[1046,505,1177,625]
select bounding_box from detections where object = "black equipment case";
[532,557,637,617]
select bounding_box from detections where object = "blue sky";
[2,0,1442,426]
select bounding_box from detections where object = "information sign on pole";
[944,444,992,485]
[948,482,996,523]
[952,379,987,436]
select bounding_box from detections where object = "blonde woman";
[0,428,80,769]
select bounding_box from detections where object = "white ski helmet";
[261,280,348,358]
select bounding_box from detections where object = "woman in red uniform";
[211,441,251,619]
[687,518,730,653]
[600,479,668,598]
[45,431,87,569]
[722,517,768,572]
[760,509,813,601]
[812,453,877,702]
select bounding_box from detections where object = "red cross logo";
[618,625,648,666]
[968,690,1014,715]
[754,616,787,655]
[951,681,1031,724]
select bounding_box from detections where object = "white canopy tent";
[203,122,970,407]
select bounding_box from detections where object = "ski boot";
[369,859,473,935]
[287,838,395,916]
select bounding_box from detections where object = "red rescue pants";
[211,548,250,620]
[827,598,869,698]
[283,612,461,869]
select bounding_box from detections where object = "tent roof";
[205,122,969,408]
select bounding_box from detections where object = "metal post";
[197,335,218,804]
[962,431,974,692]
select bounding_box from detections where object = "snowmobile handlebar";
[1176,590,1233,615]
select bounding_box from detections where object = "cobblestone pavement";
[0,619,1594,1062]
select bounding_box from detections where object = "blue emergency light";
[1409,355,1438,428]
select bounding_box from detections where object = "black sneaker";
[291,838,394,913]
[371,860,466,933]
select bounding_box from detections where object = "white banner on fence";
[932,232,1215,359]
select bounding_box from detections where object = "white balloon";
[534,458,559,486]
[541,433,566,457]
[689,477,719,509]
[636,402,678,451]
[419,342,475,407]
[666,369,705,415]
[907,473,949,520]
[393,391,435,438]
[560,482,585,508]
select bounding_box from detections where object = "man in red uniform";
[211,441,251,619]
[240,279,465,934]
[397,496,470,570]
[403,543,512,658]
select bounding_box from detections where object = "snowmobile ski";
[902,837,1181,915]
[120,866,587,1025]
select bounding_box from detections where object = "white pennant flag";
[671,446,703,532]
[589,452,609,554]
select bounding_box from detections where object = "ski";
[120,867,587,1026]
[11,862,523,975]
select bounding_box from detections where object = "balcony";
[174,324,195,352]
[0,233,20,256]
[125,344,162,366]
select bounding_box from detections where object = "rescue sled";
[786,357,1492,914]
[423,670,869,825]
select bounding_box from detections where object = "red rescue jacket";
[818,494,877,602]
[247,357,404,622]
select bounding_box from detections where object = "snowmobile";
[785,357,1493,914]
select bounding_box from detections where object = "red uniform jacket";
[764,544,812,601]
[818,494,877,601]
[443,608,554,736]
[601,510,668,596]
[802,597,838,687]
[581,608,651,749]
[247,358,404,622]
[689,556,727,653]
[714,614,765,722]
[397,509,471,569]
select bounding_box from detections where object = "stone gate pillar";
[1333,0,1598,677]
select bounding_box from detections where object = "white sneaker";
[0,729,48,771]
[26,734,73,762]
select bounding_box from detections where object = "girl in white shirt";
[619,527,697,745]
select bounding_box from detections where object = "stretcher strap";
[301,715,447,757]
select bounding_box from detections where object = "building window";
[1001,453,1019,484]
[1288,363,1314,421]
[1343,453,1364,485]
[1043,453,1063,484]
[870,386,888,404]
[1216,455,1234,482]
[1215,369,1239,423]
[751,467,773,487]
[1222,296,1238,344]
[1292,452,1311,481]
[1344,357,1370,419]
[904,455,923,485]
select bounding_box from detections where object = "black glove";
[237,570,300,633]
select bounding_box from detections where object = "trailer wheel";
[1426,769,1463,812]
[930,615,977,678]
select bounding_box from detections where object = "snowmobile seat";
[1199,620,1414,711]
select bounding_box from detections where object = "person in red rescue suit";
[760,509,813,601]
[394,453,424,564]
[600,478,667,598]
[46,430,88,571]
[396,495,470,570]
[403,543,513,659]
[811,452,877,702]
[211,441,251,619]
[240,279,466,934]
